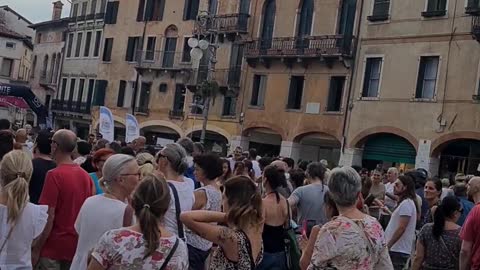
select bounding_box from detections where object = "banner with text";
[125,113,140,143]
[99,106,114,142]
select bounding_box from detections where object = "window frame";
[0,58,14,77]
[249,74,267,108]
[93,30,102,58]
[5,42,16,49]
[66,33,75,58]
[181,36,192,63]
[414,55,441,101]
[326,76,346,112]
[286,75,305,111]
[422,0,449,17]
[84,31,93,57]
[360,55,384,100]
[74,32,84,58]
[102,37,114,62]
[367,0,391,22]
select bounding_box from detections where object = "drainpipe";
[341,0,365,154]
[132,20,148,115]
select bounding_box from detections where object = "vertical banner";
[99,106,114,142]
[125,113,140,143]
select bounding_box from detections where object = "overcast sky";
[3,0,71,23]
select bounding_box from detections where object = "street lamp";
[188,11,218,144]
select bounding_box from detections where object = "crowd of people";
[1,119,480,270]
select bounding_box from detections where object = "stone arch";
[292,130,341,143]
[185,125,232,143]
[165,25,178,37]
[431,131,480,157]
[243,122,285,140]
[349,126,419,151]
[139,120,184,137]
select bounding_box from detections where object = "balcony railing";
[136,51,193,71]
[169,110,185,119]
[211,13,249,33]
[135,106,149,115]
[472,15,480,40]
[52,99,91,114]
[187,67,243,89]
[245,35,355,58]
[467,0,480,14]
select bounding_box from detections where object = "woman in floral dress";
[307,167,393,270]
[87,174,188,270]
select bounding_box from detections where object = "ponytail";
[4,175,29,223]
[138,204,160,259]
[432,204,445,240]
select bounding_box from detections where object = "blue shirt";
[89,172,103,195]
[457,196,474,226]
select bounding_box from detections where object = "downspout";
[341,0,364,154]
[132,20,148,115]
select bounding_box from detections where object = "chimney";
[52,1,64,20]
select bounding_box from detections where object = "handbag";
[284,200,301,270]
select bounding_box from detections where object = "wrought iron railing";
[52,99,91,114]
[135,106,149,114]
[211,13,249,33]
[187,67,243,88]
[245,35,355,58]
[136,51,193,70]
[169,110,185,119]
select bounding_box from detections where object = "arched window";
[49,54,56,83]
[163,25,178,68]
[41,55,48,79]
[260,0,275,49]
[297,0,314,37]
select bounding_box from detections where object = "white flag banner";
[99,106,114,142]
[125,113,140,143]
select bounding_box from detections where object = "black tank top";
[262,223,285,253]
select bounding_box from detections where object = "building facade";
[53,0,107,139]
[0,6,34,125]
[29,1,70,118]
[341,0,480,177]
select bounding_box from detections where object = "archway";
[243,127,282,157]
[356,133,417,170]
[141,125,181,146]
[0,83,48,125]
[294,132,341,166]
[434,139,480,178]
[186,130,229,156]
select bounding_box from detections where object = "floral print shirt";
[308,215,389,270]
[92,228,188,270]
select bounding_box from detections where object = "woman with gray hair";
[300,166,393,270]
[71,154,140,270]
[156,143,194,239]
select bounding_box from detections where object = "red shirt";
[461,204,480,270]
[39,163,93,261]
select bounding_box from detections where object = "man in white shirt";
[385,175,418,270]
[380,167,399,228]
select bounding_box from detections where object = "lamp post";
[188,11,218,144]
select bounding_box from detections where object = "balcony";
[244,35,355,68]
[135,51,193,77]
[472,15,480,41]
[51,99,91,114]
[185,67,243,94]
[39,76,57,90]
[169,110,185,120]
[135,106,150,115]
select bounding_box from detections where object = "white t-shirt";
[252,160,261,178]
[0,203,47,269]
[384,182,397,210]
[71,195,128,270]
[385,198,417,255]
[165,180,195,237]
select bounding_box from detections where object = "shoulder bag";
[159,237,180,270]
[284,199,301,270]
[168,182,185,240]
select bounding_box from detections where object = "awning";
[363,134,417,164]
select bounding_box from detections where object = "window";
[93,80,107,106]
[183,0,200,20]
[327,76,345,112]
[137,82,151,113]
[422,0,447,17]
[368,0,390,21]
[145,37,156,61]
[228,44,243,84]
[100,0,107,13]
[72,3,79,17]
[137,0,166,21]
[78,79,85,104]
[86,79,95,110]
[362,57,382,98]
[297,0,313,37]
[117,80,126,107]
[0,58,13,77]
[84,32,92,57]
[467,0,480,13]
[163,38,177,67]
[66,33,74,57]
[31,56,37,78]
[36,33,42,44]
[181,38,191,62]
[102,38,113,61]
[75,32,83,57]
[416,56,439,99]
[126,36,141,62]
[173,85,186,111]
[105,1,119,24]
[239,0,250,14]
[222,96,236,116]
[41,55,49,79]
[68,78,76,108]
[5,42,15,49]
[250,75,267,106]
[81,2,88,16]
[93,31,102,57]
[287,76,304,110]
[260,0,275,49]
[91,0,97,14]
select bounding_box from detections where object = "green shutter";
[363,134,416,164]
